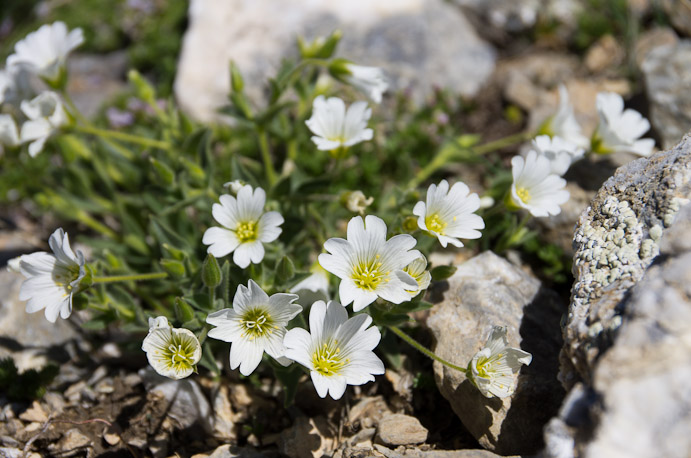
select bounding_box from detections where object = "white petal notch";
[318,215,421,312]
[202,184,284,269]
[413,179,485,248]
[206,280,302,376]
[283,300,384,400]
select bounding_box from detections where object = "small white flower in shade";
[7,21,84,84]
[343,64,388,104]
[206,280,302,376]
[341,190,374,215]
[318,215,421,312]
[531,134,584,176]
[141,316,202,380]
[593,92,655,157]
[0,114,20,147]
[305,95,373,154]
[467,326,532,398]
[507,151,570,217]
[403,255,431,297]
[283,300,384,400]
[20,91,68,157]
[413,180,485,248]
[202,185,283,269]
[541,85,589,149]
[290,263,330,304]
[17,228,86,323]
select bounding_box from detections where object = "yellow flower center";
[236,220,258,243]
[312,340,348,376]
[52,266,81,296]
[476,352,504,379]
[154,333,198,373]
[352,255,389,291]
[516,187,531,204]
[425,213,447,234]
[240,308,275,339]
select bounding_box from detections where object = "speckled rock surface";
[641,39,691,150]
[545,201,691,458]
[174,0,496,122]
[427,251,565,455]
[561,136,691,388]
[662,0,691,37]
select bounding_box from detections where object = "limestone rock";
[0,270,78,371]
[641,39,691,150]
[634,27,678,67]
[545,193,691,457]
[562,136,691,388]
[453,0,581,34]
[427,251,565,455]
[174,0,495,122]
[375,414,428,446]
[278,416,337,458]
[662,0,691,37]
[372,444,516,457]
[348,395,393,429]
[584,35,625,74]
[206,444,265,458]
[141,369,213,433]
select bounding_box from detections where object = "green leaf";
[149,157,175,186]
[430,265,457,281]
[161,258,186,278]
[273,364,303,407]
[198,342,220,375]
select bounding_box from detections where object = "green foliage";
[0,358,58,402]
[573,0,631,52]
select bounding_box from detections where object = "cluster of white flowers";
[0,21,80,156]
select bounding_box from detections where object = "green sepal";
[202,254,222,289]
[430,265,457,281]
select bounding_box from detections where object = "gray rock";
[174,0,495,122]
[375,414,428,446]
[372,444,514,457]
[641,39,691,150]
[211,384,237,440]
[278,416,336,458]
[453,0,581,34]
[67,52,128,118]
[206,444,265,458]
[662,0,691,37]
[634,27,678,67]
[545,197,691,457]
[427,251,565,455]
[140,368,213,433]
[562,136,691,388]
[0,270,78,371]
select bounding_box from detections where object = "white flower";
[142,316,202,380]
[7,21,84,85]
[342,64,388,104]
[20,91,68,157]
[403,255,431,297]
[0,114,20,147]
[17,228,86,323]
[413,180,485,248]
[468,326,532,398]
[290,263,330,304]
[202,185,283,269]
[341,190,374,214]
[305,95,373,154]
[283,300,384,400]
[206,280,301,376]
[593,92,655,157]
[531,134,584,176]
[507,150,570,217]
[541,85,589,149]
[318,215,421,312]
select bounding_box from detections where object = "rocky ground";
[2,0,691,457]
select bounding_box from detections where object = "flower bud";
[340,190,373,215]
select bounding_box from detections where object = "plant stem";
[76,211,118,240]
[388,325,467,374]
[408,131,533,189]
[72,124,171,150]
[93,272,168,284]
[257,126,278,187]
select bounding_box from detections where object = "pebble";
[375,414,428,446]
